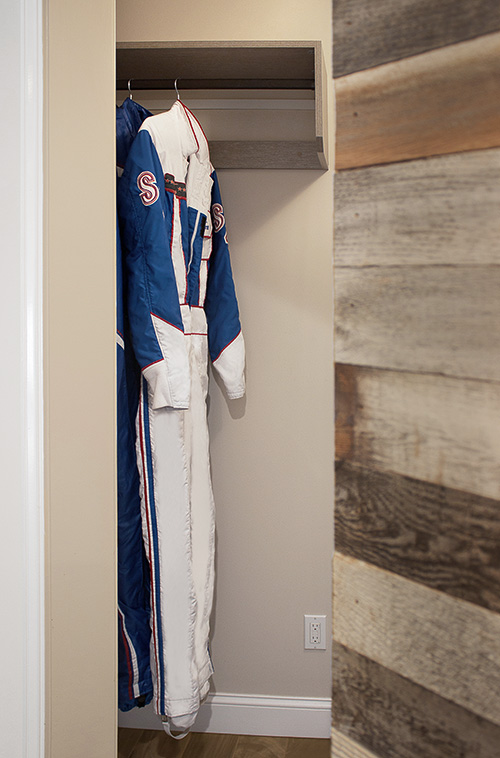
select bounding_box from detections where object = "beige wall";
[44,0,117,756]
[118,0,334,698]
[208,170,333,696]
[118,0,333,45]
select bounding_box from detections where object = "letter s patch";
[212,202,225,233]
[137,171,159,206]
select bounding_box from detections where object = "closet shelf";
[116,41,328,170]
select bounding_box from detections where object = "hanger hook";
[174,78,181,101]
[128,79,133,100]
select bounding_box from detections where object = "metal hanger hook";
[174,78,181,100]
[128,79,133,100]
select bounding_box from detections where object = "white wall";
[118,0,334,702]
[0,1,43,756]
[0,5,29,755]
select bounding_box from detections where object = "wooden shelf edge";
[116,40,321,50]
[209,140,327,170]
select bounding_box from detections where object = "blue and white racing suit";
[116,97,154,713]
[117,100,245,735]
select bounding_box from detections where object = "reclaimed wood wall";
[332,2,500,756]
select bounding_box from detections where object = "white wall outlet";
[304,614,327,650]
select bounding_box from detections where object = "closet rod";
[116,78,315,91]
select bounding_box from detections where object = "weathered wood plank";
[334,149,500,267]
[334,364,500,500]
[335,462,500,613]
[334,364,357,462]
[335,266,500,381]
[333,554,500,724]
[335,33,500,169]
[333,643,500,758]
[332,0,500,77]
[331,729,379,758]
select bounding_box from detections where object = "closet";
[44,1,334,753]
[115,36,333,738]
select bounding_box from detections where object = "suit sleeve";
[204,171,246,399]
[117,128,190,410]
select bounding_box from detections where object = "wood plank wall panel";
[334,149,500,267]
[335,267,500,380]
[334,554,500,725]
[332,3,500,756]
[333,644,500,758]
[332,0,500,76]
[335,462,500,614]
[335,33,500,169]
[335,364,500,500]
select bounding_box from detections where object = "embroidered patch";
[137,171,159,206]
[212,202,225,233]
[164,173,187,199]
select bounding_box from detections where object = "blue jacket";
[117,101,245,410]
[116,97,154,712]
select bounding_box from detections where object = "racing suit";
[116,97,154,713]
[117,100,245,735]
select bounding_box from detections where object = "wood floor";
[118,728,330,758]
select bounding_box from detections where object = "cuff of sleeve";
[143,360,190,410]
[212,332,246,400]
[226,385,245,400]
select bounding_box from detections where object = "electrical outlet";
[310,622,321,644]
[304,614,327,650]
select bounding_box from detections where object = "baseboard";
[118,692,332,738]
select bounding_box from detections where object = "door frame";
[1,0,45,754]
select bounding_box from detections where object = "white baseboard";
[118,693,332,738]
